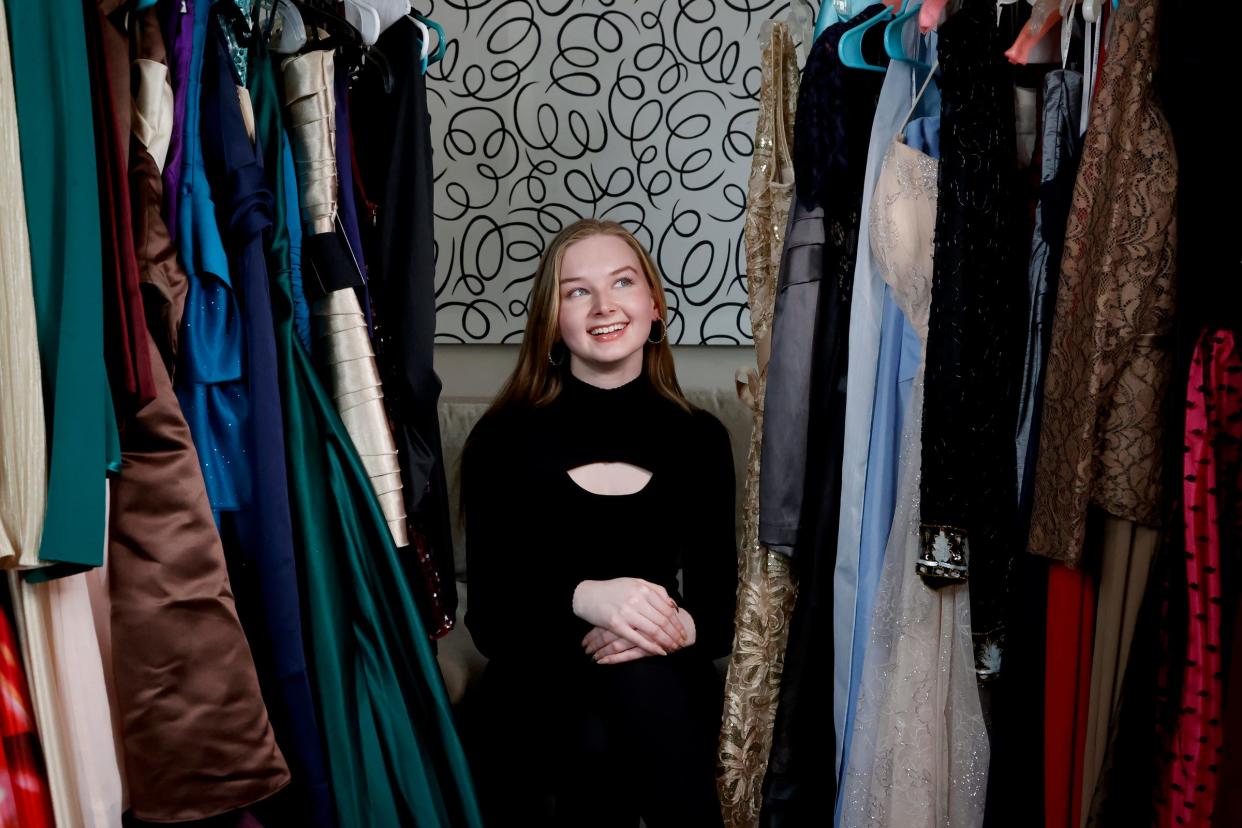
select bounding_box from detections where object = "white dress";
[0,0,47,570]
[840,85,989,827]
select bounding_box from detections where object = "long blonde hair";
[485,218,691,416]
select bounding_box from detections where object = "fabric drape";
[917,0,1025,679]
[200,18,335,826]
[252,42,483,828]
[351,17,461,638]
[719,22,799,827]
[0,0,48,572]
[833,17,939,789]
[760,11,887,825]
[3,0,111,575]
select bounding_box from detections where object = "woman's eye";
[567,288,587,298]
[615,277,634,288]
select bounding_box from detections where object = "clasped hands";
[572,578,696,665]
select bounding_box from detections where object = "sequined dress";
[718,21,799,828]
[840,74,989,828]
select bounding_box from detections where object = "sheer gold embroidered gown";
[718,21,799,827]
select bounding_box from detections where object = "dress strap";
[898,59,939,138]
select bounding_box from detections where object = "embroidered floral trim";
[917,523,969,584]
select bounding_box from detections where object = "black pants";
[468,652,724,827]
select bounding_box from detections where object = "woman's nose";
[592,292,616,314]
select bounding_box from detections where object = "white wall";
[435,344,755,400]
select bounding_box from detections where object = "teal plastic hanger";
[839,3,892,72]
[812,2,837,43]
[884,0,930,69]
[415,13,446,67]
[813,0,857,44]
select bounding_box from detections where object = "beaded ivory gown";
[840,69,989,828]
[718,20,799,828]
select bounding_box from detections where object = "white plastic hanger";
[343,0,382,46]
[269,0,307,54]
[1083,0,1103,94]
[344,0,413,46]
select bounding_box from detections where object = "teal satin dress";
[248,44,482,828]
[4,0,116,574]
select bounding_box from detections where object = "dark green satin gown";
[247,45,483,828]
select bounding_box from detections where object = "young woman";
[462,219,738,826]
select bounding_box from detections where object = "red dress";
[0,601,54,828]
[1159,330,1242,826]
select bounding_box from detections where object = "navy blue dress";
[200,18,335,826]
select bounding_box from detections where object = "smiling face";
[556,233,660,386]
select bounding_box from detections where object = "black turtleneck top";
[462,372,738,665]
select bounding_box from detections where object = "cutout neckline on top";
[566,462,655,497]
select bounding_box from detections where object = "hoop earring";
[647,320,667,345]
[547,342,565,367]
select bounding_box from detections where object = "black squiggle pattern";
[428,0,818,343]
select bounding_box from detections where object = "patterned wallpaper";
[426,0,816,344]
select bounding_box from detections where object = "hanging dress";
[916,0,1026,679]
[833,18,939,802]
[104,2,292,819]
[3,2,126,824]
[0,588,54,828]
[1157,329,1239,828]
[351,16,463,638]
[840,67,989,828]
[718,21,799,827]
[250,41,483,828]
[281,48,410,548]
[199,16,335,826]
[759,11,888,824]
[0,0,47,571]
[1025,2,1177,822]
[2,0,111,573]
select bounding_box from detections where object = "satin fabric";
[332,65,372,331]
[1158,330,1238,828]
[175,0,250,516]
[1044,564,1094,828]
[0,0,47,572]
[201,22,335,826]
[107,334,291,821]
[3,0,110,572]
[831,19,939,778]
[87,0,156,414]
[252,46,482,828]
[110,8,291,818]
[834,114,935,826]
[162,0,193,232]
[0,587,54,828]
[282,48,409,548]
[132,60,174,170]
[131,8,187,375]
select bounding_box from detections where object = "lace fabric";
[841,122,988,828]
[1027,0,1177,567]
[719,21,799,826]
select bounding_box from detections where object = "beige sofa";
[434,388,754,704]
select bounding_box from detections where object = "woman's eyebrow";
[608,265,638,276]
